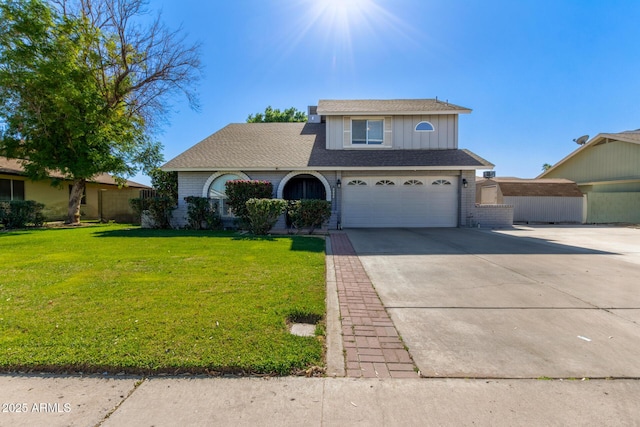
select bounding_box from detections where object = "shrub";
[0,200,45,229]
[288,199,331,234]
[129,196,176,229]
[245,198,287,235]
[184,196,221,230]
[225,180,273,229]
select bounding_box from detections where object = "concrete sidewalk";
[2,375,640,426]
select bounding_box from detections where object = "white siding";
[325,114,459,149]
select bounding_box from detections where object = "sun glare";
[276,0,417,75]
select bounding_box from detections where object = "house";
[476,177,584,223]
[0,157,150,222]
[162,99,494,229]
[538,130,640,223]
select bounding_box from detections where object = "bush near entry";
[288,200,331,234]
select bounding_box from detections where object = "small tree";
[150,168,178,202]
[225,180,273,229]
[288,200,331,234]
[245,198,287,235]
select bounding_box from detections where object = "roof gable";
[539,130,640,180]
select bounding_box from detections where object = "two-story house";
[162,99,494,229]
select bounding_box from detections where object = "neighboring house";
[163,99,494,229]
[538,130,640,223]
[476,177,584,223]
[0,157,150,222]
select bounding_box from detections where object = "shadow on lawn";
[90,228,325,252]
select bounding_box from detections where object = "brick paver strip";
[330,232,419,378]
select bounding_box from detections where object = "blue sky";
[136,0,640,185]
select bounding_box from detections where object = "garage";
[341,176,459,227]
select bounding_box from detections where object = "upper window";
[352,119,383,145]
[415,121,434,132]
[208,173,242,217]
[0,178,25,201]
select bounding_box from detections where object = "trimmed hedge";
[0,200,45,229]
[245,198,287,235]
[225,180,273,229]
[129,197,176,229]
[184,196,221,230]
[288,199,331,234]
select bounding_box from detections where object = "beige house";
[1,157,150,222]
[538,130,640,223]
[163,99,495,229]
[476,177,584,223]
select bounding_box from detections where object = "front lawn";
[0,224,326,375]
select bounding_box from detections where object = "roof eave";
[163,165,490,172]
[319,109,472,116]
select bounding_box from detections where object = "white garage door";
[342,176,458,228]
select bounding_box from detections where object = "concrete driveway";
[346,226,640,378]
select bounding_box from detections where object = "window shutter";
[384,116,393,146]
[343,116,351,146]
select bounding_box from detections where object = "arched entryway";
[278,172,331,226]
[283,174,327,200]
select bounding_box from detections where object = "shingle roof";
[317,99,471,115]
[483,178,583,197]
[598,130,640,145]
[162,123,492,171]
[0,157,150,188]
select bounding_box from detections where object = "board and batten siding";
[545,141,640,183]
[325,114,458,150]
[504,196,583,223]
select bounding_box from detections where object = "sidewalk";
[2,375,639,426]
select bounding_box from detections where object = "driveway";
[345,226,640,378]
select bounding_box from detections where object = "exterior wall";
[100,189,141,223]
[325,114,459,150]
[474,204,513,228]
[586,192,640,223]
[175,170,339,229]
[0,173,141,221]
[504,196,583,223]
[460,170,476,227]
[545,141,640,183]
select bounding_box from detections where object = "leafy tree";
[247,106,307,123]
[0,0,201,224]
[542,163,553,172]
[149,168,178,202]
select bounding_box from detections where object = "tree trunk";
[66,179,86,224]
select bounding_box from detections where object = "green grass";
[0,224,326,375]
